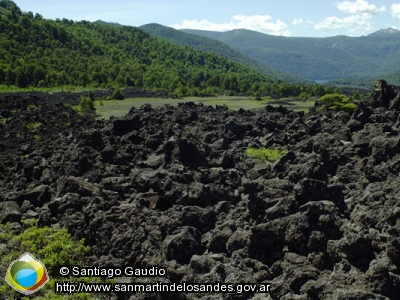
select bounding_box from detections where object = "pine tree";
[111,88,125,100]
[79,96,96,114]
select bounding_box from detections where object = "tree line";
[0,0,350,99]
[0,1,270,95]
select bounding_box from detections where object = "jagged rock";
[0,201,21,223]
[2,84,400,299]
[112,114,141,135]
[353,102,371,123]
[369,136,400,163]
[226,230,250,254]
[164,226,203,264]
[327,227,374,270]
[56,176,102,198]
[202,220,236,253]
[181,206,217,233]
[330,289,389,300]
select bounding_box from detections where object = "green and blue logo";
[5,252,49,295]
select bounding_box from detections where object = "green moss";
[26,122,42,132]
[246,147,287,163]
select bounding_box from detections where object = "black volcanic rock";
[2,82,400,298]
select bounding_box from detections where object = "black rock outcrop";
[2,82,400,299]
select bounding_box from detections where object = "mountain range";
[3,0,400,89]
[179,28,400,82]
[140,24,310,84]
[368,27,400,36]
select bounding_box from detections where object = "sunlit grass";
[94,96,316,119]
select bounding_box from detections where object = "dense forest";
[0,0,273,96]
[0,1,364,98]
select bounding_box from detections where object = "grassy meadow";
[95,96,316,119]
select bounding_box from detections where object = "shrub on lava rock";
[319,93,356,114]
[0,220,106,299]
[246,147,287,163]
[79,96,96,114]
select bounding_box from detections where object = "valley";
[181,28,400,85]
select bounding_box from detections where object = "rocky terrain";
[0,87,169,106]
[1,81,400,299]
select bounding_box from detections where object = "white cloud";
[391,3,400,18]
[292,18,304,26]
[315,13,373,32]
[337,0,385,14]
[170,14,292,36]
[315,0,386,34]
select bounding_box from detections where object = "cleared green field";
[95,96,316,119]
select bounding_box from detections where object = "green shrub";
[0,220,107,299]
[79,96,96,114]
[111,88,125,100]
[319,93,357,114]
[246,147,287,163]
[299,91,310,101]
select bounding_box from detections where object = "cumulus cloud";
[315,13,373,32]
[170,14,292,36]
[337,0,386,14]
[315,0,386,34]
[292,18,304,26]
[391,3,400,18]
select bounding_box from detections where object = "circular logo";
[5,252,49,295]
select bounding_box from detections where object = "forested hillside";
[140,23,310,84]
[183,28,400,81]
[327,68,400,89]
[0,1,269,96]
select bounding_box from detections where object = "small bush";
[319,93,356,114]
[79,96,96,114]
[112,88,125,100]
[246,147,287,163]
[0,220,105,299]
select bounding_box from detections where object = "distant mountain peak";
[368,27,400,36]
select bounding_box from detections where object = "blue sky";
[13,0,400,37]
